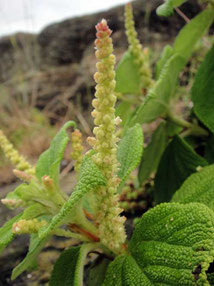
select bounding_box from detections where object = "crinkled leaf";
[102,255,153,286]
[36,121,76,186]
[50,244,96,286]
[173,9,214,62]
[104,203,214,285]
[115,51,141,95]
[172,164,214,211]
[39,155,106,238]
[155,44,173,79]
[138,122,168,185]
[192,43,214,133]
[156,0,187,17]
[117,124,143,188]
[12,236,48,280]
[155,135,207,203]
[130,54,185,125]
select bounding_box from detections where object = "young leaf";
[156,0,187,17]
[39,155,106,238]
[154,135,208,203]
[138,122,168,185]
[172,164,214,211]
[50,244,96,286]
[192,43,214,133]
[173,9,214,62]
[36,121,76,186]
[0,203,46,255]
[130,54,185,125]
[103,202,214,285]
[155,44,173,79]
[117,124,143,188]
[0,213,23,254]
[115,51,141,95]
[12,236,49,280]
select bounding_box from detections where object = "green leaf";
[39,155,106,238]
[12,236,48,280]
[102,255,153,286]
[130,54,185,125]
[88,257,110,286]
[50,244,96,286]
[36,121,76,186]
[116,101,133,128]
[115,51,141,95]
[172,164,214,211]
[154,135,208,203]
[103,202,214,285]
[192,43,214,133]
[138,122,168,185]
[117,124,143,188]
[155,44,173,79]
[173,9,214,62]
[0,213,23,254]
[156,0,187,17]
[0,203,46,255]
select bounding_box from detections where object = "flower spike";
[125,3,153,91]
[89,19,126,254]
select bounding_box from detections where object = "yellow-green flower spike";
[125,3,153,91]
[71,129,83,173]
[12,219,47,235]
[0,130,35,175]
[90,19,126,254]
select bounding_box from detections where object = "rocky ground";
[0,0,210,284]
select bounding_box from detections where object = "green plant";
[1,1,214,285]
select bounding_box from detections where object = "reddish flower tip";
[95,19,112,37]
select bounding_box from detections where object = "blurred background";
[0,0,210,285]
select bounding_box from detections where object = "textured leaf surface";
[154,135,207,203]
[103,203,214,285]
[50,244,96,286]
[172,164,214,211]
[117,124,143,188]
[156,0,187,17]
[36,121,76,186]
[173,9,214,62]
[115,51,141,95]
[192,44,214,133]
[39,155,106,238]
[102,255,153,286]
[130,54,185,125]
[138,122,167,185]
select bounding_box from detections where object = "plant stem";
[167,112,209,137]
